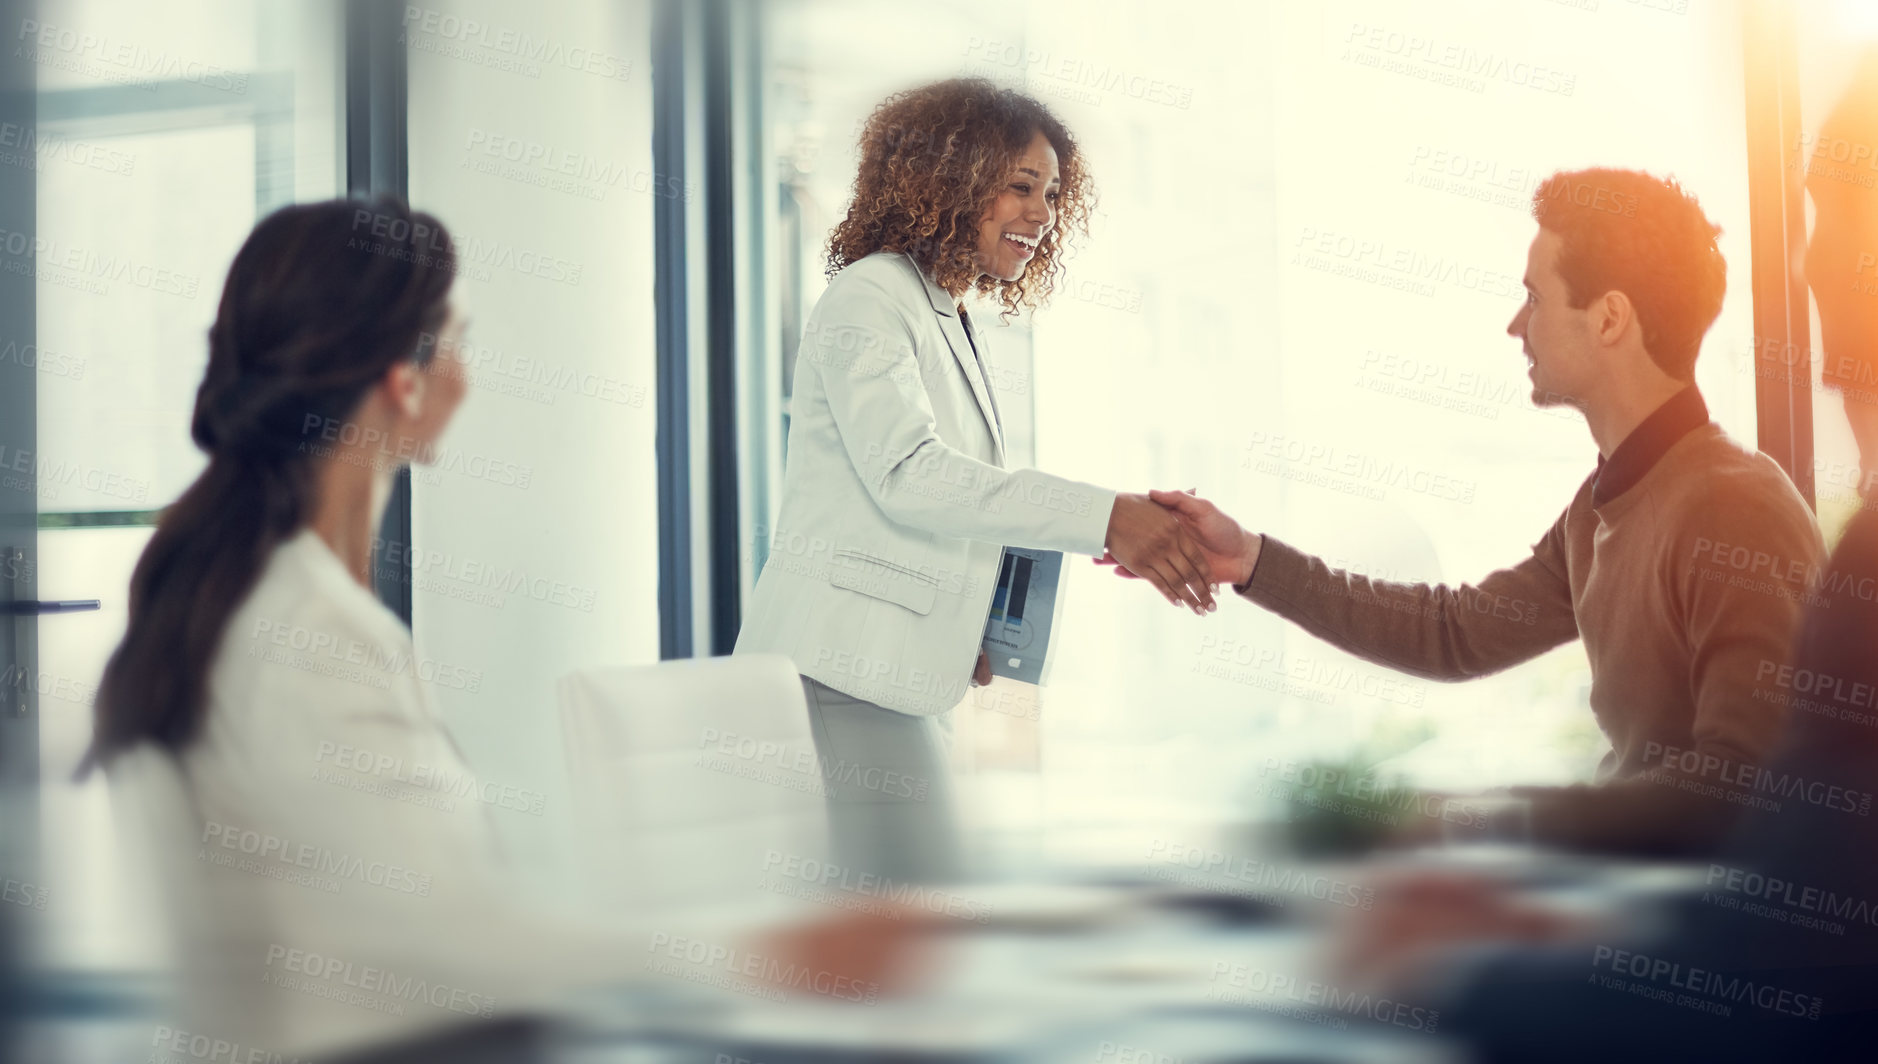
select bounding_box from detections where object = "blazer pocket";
[828,547,938,616]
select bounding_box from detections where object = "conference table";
[553,845,1707,1064]
[29,838,1705,1062]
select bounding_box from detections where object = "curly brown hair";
[828,78,1093,318]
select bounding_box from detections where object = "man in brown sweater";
[1113,168,1825,856]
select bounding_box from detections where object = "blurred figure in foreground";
[84,199,915,1062]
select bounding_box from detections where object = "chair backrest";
[103,745,200,963]
[557,653,830,919]
[104,745,234,1034]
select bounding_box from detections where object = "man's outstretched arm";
[1103,489,1580,681]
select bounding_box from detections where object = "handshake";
[1098,490,1263,615]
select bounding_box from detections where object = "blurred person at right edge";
[1334,53,1878,1062]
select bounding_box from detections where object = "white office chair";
[558,653,831,923]
[102,745,193,991]
[105,744,271,1044]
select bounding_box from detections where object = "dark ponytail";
[84,198,457,770]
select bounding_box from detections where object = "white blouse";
[163,528,639,1058]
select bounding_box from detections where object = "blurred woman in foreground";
[87,199,906,1061]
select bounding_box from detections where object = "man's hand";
[1104,493,1218,615]
[1098,489,1261,587]
[1329,871,1582,998]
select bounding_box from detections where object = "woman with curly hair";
[736,78,1214,882]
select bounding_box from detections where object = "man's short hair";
[1531,168,1726,381]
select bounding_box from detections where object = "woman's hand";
[971,650,993,687]
[1103,493,1219,615]
[1098,489,1260,588]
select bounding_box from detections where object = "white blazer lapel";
[912,261,1007,463]
[959,308,1005,441]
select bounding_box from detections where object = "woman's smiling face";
[974,130,1059,283]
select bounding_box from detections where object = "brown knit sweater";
[1239,422,1825,855]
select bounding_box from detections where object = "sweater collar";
[1592,387,1710,506]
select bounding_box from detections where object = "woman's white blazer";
[735,251,1114,715]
